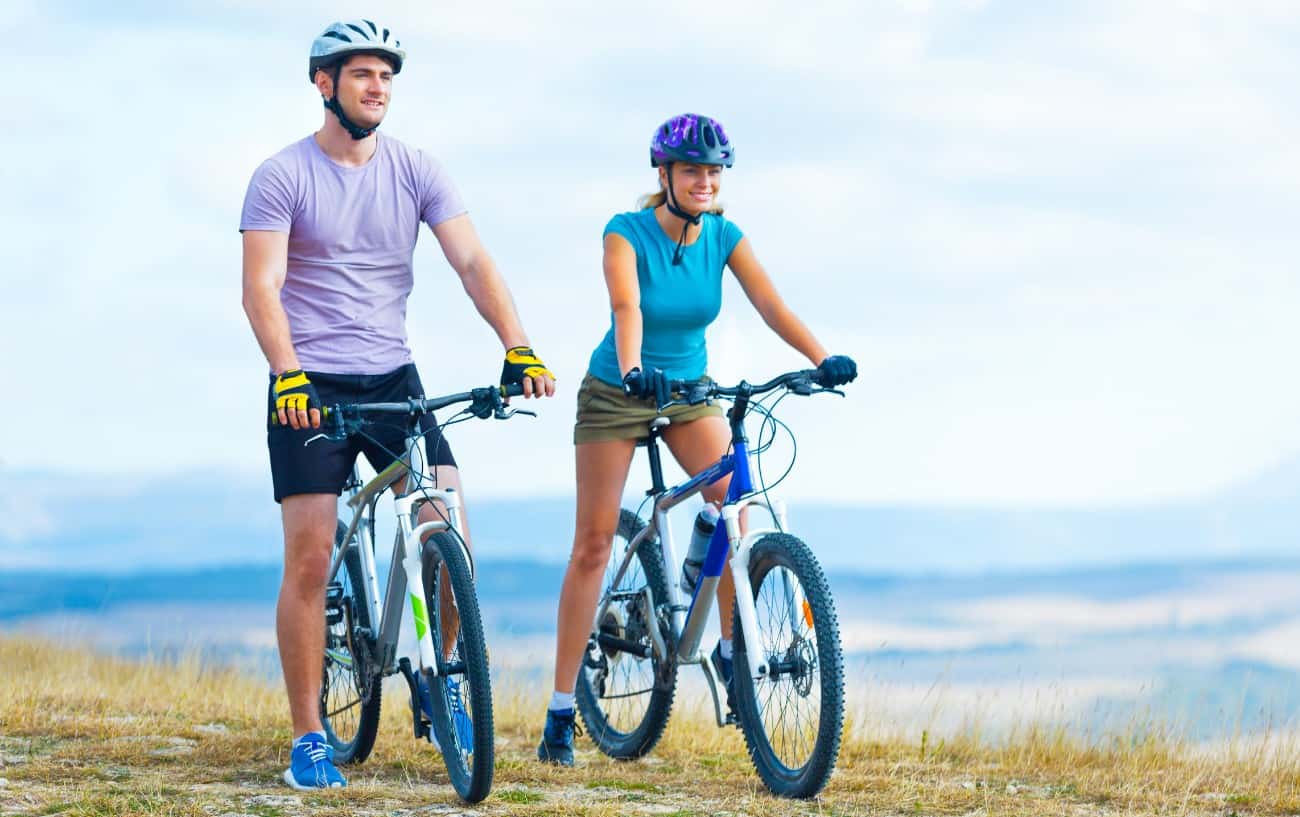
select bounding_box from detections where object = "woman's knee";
[569,528,614,573]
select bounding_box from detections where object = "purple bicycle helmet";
[650,113,734,168]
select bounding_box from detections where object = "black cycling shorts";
[266,363,457,503]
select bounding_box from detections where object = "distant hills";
[1,457,1297,575]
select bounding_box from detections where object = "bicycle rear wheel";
[732,533,844,799]
[422,531,494,803]
[321,520,382,764]
[575,510,677,759]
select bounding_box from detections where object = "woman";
[536,114,858,765]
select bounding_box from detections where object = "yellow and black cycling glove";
[500,346,555,387]
[271,368,321,422]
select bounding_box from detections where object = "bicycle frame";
[595,407,797,704]
[327,423,470,682]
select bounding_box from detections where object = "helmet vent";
[346,23,369,38]
[323,30,350,42]
[382,28,390,42]
[649,113,734,168]
[363,19,377,35]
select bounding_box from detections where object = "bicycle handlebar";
[658,368,837,412]
[322,382,526,420]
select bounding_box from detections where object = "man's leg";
[277,492,338,738]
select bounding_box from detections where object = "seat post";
[642,417,671,496]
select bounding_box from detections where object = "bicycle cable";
[349,404,484,576]
[741,386,800,532]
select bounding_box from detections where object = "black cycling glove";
[622,366,671,406]
[500,346,555,387]
[817,355,858,387]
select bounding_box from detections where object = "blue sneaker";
[282,732,346,790]
[444,675,475,752]
[536,707,579,766]
[414,673,474,754]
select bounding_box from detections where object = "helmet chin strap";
[663,164,702,266]
[324,95,378,141]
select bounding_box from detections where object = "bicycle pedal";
[324,582,345,625]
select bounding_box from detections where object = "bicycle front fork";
[396,487,463,678]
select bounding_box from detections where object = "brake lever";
[495,406,537,419]
[814,386,846,398]
[655,398,688,412]
[303,408,351,446]
[687,383,712,404]
[304,429,349,446]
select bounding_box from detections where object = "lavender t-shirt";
[240,134,466,374]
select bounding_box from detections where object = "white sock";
[548,690,576,712]
[719,639,733,660]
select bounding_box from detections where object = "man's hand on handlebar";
[271,369,322,430]
[500,346,557,399]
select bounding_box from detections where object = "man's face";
[323,54,394,127]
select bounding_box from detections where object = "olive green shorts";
[574,372,724,444]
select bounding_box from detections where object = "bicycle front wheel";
[575,509,677,759]
[422,531,494,803]
[321,520,382,764]
[732,533,844,799]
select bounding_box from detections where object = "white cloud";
[3,2,1299,505]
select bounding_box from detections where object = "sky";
[3,1,1300,507]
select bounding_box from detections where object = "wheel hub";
[598,606,627,666]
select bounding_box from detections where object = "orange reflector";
[802,599,814,628]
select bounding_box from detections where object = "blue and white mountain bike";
[576,368,847,799]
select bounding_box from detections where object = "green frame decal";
[410,592,429,640]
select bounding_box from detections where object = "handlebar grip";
[500,382,525,398]
[269,405,331,426]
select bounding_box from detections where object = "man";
[240,19,555,790]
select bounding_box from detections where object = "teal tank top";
[588,208,745,386]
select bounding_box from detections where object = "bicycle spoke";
[752,563,821,771]
[325,697,362,719]
[598,544,655,732]
[576,512,677,761]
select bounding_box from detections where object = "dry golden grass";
[0,637,1297,816]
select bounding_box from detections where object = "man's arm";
[242,230,319,428]
[431,215,555,397]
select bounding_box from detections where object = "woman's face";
[661,162,723,215]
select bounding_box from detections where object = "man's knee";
[285,546,331,587]
[281,496,336,590]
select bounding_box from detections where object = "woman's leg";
[660,414,740,641]
[551,438,638,696]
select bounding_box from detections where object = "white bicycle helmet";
[308,19,405,83]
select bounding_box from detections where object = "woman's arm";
[727,237,830,367]
[604,233,643,377]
